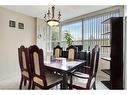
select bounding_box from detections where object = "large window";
[83,10,120,56]
[61,21,82,50]
[60,8,121,56]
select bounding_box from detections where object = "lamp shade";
[47,20,59,26]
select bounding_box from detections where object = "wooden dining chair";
[18,45,32,89]
[69,45,100,89]
[66,45,77,60]
[29,45,63,89]
[76,51,91,74]
[75,51,88,72]
[53,45,63,58]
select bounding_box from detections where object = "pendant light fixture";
[44,6,61,26]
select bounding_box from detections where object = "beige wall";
[0,7,36,80]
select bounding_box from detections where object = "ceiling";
[1,5,112,21]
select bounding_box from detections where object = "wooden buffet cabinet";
[101,17,123,89]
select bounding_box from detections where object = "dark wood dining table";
[44,57,86,89]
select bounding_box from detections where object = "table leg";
[62,73,68,89]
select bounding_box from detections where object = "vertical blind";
[61,21,82,50]
[83,9,120,56]
[61,9,120,56]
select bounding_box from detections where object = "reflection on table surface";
[44,57,85,71]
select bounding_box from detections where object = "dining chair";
[29,45,63,89]
[53,44,63,58]
[69,45,100,89]
[66,45,77,60]
[18,45,32,89]
[75,51,88,72]
[76,51,91,74]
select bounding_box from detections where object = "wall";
[0,7,36,80]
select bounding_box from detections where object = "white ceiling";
[1,5,112,21]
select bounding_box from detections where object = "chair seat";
[68,72,90,88]
[33,72,62,87]
[71,75,95,89]
[74,71,90,78]
[22,71,29,78]
[72,76,88,88]
[69,72,92,88]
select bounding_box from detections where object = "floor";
[0,72,109,90]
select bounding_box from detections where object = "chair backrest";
[62,51,68,58]
[18,45,31,77]
[29,45,47,86]
[76,51,87,60]
[90,45,100,76]
[53,45,62,58]
[66,45,77,60]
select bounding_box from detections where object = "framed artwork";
[9,20,16,27]
[18,22,24,29]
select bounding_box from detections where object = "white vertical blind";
[61,21,82,50]
[61,9,120,55]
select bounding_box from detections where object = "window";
[61,21,82,50]
[83,10,120,56]
[51,26,59,49]
[60,8,121,56]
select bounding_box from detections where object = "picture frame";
[18,22,24,29]
[9,20,16,27]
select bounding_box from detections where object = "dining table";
[44,57,86,89]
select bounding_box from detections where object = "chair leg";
[19,76,23,89]
[93,82,96,90]
[60,83,63,89]
[69,75,73,89]
[55,84,58,90]
[32,82,35,89]
[24,79,27,86]
[28,80,32,89]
